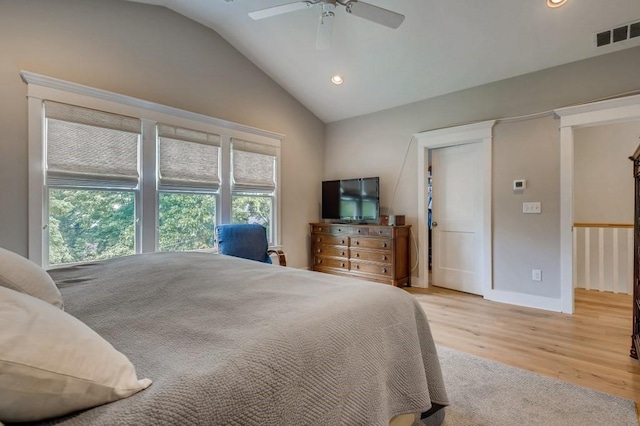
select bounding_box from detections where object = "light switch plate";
[523,202,541,214]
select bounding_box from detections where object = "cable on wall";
[387,135,415,216]
[386,134,421,272]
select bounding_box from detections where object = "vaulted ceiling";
[127,0,640,123]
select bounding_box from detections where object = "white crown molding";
[20,71,285,141]
[414,120,496,148]
[554,93,640,117]
[554,93,640,128]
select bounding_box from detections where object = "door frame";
[555,94,640,314]
[415,120,495,292]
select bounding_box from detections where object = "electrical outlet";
[532,269,542,281]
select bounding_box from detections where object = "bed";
[21,251,449,425]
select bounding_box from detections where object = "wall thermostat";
[513,179,526,191]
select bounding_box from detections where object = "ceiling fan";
[248,0,405,50]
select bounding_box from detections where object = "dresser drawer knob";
[382,242,387,248]
[341,251,345,256]
[356,253,360,258]
[317,259,322,264]
[338,228,342,232]
[317,248,322,253]
[382,268,387,273]
[341,239,345,244]
[382,255,387,261]
[318,237,323,243]
[355,241,360,245]
[355,264,360,269]
[378,230,383,234]
[341,262,345,267]
[358,229,362,233]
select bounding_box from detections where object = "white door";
[431,142,484,295]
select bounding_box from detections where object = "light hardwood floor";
[406,286,640,411]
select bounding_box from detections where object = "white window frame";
[23,71,283,267]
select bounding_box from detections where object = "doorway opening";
[572,121,640,298]
[555,93,640,314]
[415,120,495,295]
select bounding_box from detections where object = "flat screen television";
[322,177,380,222]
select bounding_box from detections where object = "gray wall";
[574,121,640,224]
[325,46,640,299]
[0,0,325,268]
[492,117,560,298]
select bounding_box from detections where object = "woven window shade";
[232,139,276,193]
[158,124,221,190]
[45,101,140,185]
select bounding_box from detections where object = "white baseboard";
[485,289,562,312]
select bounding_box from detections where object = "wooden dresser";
[309,223,411,286]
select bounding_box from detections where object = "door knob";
[432,221,438,227]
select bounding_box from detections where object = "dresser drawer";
[351,227,368,236]
[350,237,391,250]
[314,257,349,270]
[312,225,351,235]
[314,235,349,245]
[350,249,391,263]
[314,245,348,258]
[351,261,392,276]
[369,227,391,237]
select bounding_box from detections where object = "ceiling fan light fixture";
[547,0,567,8]
[331,75,344,85]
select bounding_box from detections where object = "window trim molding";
[23,71,284,266]
[21,71,284,142]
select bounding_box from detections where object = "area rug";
[435,345,637,426]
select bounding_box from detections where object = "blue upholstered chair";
[215,224,286,266]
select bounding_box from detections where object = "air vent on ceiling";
[596,20,640,47]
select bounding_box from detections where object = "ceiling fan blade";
[344,1,405,29]
[316,12,335,50]
[249,1,314,20]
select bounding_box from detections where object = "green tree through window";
[158,193,216,252]
[232,195,273,240]
[49,189,135,264]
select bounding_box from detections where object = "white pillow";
[0,246,63,309]
[0,287,152,423]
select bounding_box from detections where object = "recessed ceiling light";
[547,0,567,8]
[331,75,344,85]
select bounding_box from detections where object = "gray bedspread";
[42,252,448,425]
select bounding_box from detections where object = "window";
[231,139,277,242]
[44,101,141,265]
[157,124,220,252]
[25,72,282,267]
